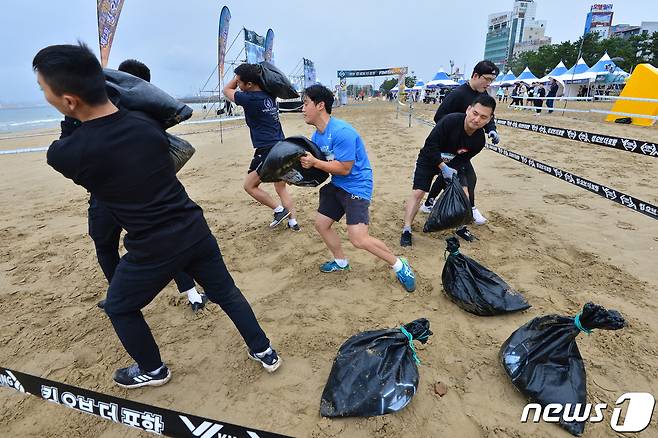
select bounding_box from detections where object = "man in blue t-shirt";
[223,63,299,230]
[299,85,416,292]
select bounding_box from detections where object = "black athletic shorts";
[247,146,273,174]
[318,183,370,225]
[412,160,468,191]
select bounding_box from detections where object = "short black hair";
[470,94,497,112]
[472,60,500,78]
[234,63,262,86]
[118,59,151,82]
[304,84,334,114]
[32,42,108,106]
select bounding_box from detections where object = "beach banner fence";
[0,366,292,438]
[244,29,265,64]
[496,119,658,158]
[406,111,658,221]
[97,0,125,67]
[218,6,231,81]
[264,29,274,63]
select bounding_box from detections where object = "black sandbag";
[500,303,626,436]
[167,133,195,173]
[442,237,530,315]
[423,176,472,232]
[259,136,329,187]
[320,318,432,418]
[258,61,300,99]
[104,69,193,129]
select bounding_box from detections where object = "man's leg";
[315,213,346,260]
[243,170,278,209]
[173,272,206,310]
[182,235,278,371]
[315,184,349,271]
[88,196,122,283]
[347,224,396,265]
[274,181,298,229]
[403,189,429,230]
[423,175,444,209]
[104,256,176,387]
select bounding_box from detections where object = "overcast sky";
[0,0,654,105]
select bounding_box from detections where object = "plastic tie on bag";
[399,325,421,365]
[573,312,593,335]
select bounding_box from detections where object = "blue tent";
[559,57,590,78]
[586,52,629,76]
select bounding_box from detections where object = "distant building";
[584,4,614,38]
[610,21,657,40]
[484,0,552,71]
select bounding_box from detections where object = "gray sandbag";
[258,62,300,100]
[104,69,193,129]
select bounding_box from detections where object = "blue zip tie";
[574,313,593,335]
[400,326,421,365]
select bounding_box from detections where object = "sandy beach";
[1,101,657,437]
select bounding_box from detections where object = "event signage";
[97,0,125,67]
[591,4,613,11]
[496,119,658,158]
[264,29,274,63]
[244,29,266,64]
[337,67,408,78]
[217,6,231,81]
[303,58,317,89]
[485,144,658,221]
[0,367,292,438]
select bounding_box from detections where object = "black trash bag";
[258,61,300,99]
[259,136,329,187]
[320,318,432,418]
[167,133,196,173]
[500,303,626,436]
[103,69,193,129]
[423,176,473,232]
[442,237,530,315]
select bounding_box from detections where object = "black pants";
[546,98,555,113]
[535,100,543,113]
[88,196,195,291]
[426,161,477,207]
[103,234,270,371]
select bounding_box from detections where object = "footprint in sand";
[616,221,637,231]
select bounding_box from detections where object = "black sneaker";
[287,222,301,232]
[455,226,478,242]
[400,230,413,247]
[269,208,290,228]
[113,363,171,389]
[189,293,208,313]
[97,299,106,309]
[248,345,281,373]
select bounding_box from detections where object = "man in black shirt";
[420,61,500,229]
[34,43,281,389]
[87,58,207,312]
[401,95,496,247]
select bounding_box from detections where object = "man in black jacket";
[418,61,500,239]
[546,78,559,114]
[34,43,281,389]
[401,95,496,247]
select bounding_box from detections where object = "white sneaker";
[420,203,433,214]
[472,208,487,225]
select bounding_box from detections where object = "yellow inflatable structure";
[606,64,658,126]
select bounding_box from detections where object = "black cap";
[473,60,500,77]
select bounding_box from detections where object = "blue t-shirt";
[234,91,285,149]
[312,118,373,200]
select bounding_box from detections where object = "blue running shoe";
[248,345,282,373]
[396,258,416,292]
[320,260,351,273]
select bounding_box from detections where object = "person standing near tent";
[496,86,504,102]
[401,95,497,248]
[534,83,546,114]
[35,43,282,388]
[503,86,510,103]
[88,58,207,313]
[546,78,559,114]
[299,84,417,293]
[416,60,500,242]
[223,63,299,231]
